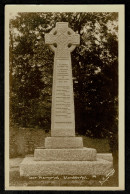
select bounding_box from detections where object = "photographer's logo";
[99,169,115,186]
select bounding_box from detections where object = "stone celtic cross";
[45,22,80,137]
[20,22,112,178]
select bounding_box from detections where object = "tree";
[9,13,54,128]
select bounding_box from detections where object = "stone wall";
[9,126,50,158]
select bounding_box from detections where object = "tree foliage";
[9,12,118,142]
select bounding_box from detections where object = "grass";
[82,136,110,153]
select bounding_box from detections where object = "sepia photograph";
[5,5,125,190]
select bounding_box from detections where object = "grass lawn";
[82,136,110,153]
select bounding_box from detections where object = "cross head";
[45,22,80,58]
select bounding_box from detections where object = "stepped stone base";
[34,147,97,161]
[97,153,113,162]
[45,137,83,149]
[20,157,112,177]
[51,128,75,137]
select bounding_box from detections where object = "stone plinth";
[34,147,97,161]
[45,137,83,149]
[20,157,112,177]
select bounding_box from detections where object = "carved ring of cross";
[45,22,80,58]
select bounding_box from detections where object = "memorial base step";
[20,157,112,177]
[97,153,113,162]
[45,137,83,149]
[34,147,97,161]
